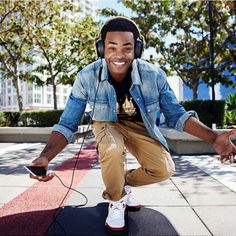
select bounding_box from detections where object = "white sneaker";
[124,185,141,211]
[105,195,127,232]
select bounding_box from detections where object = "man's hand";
[213,129,236,164]
[29,156,55,182]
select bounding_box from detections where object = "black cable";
[50,62,103,236]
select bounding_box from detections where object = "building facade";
[0,0,98,112]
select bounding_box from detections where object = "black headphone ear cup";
[135,38,143,59]
[96,39,104,58]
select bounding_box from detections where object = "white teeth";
[113,61,125,65]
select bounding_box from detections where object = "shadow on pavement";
[0,208,57,236]
[46,202,179,236]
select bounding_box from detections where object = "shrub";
[0,112,7,127]
[225,91,236,127]
[181,100,225,128]
[19,110,63,127]
[3,112,21,126]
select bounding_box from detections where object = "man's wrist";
[208,130,218,144]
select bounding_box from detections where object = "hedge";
[0,110,87,127]
[181,99,225,128]
[0,100,226,128]
[19,110,63,127]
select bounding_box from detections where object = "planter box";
[0,125,92,143]
[0,127,52,142]
[159,127,236,155]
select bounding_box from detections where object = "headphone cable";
[50,61,102,236]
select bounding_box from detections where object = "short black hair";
[100,17,140,41]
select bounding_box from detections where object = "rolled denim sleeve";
[52,92,86,143]
[53,124,74,143]
[174,112,192,131]
[158,70,191,131]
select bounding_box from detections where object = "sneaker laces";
[108,200,126,219]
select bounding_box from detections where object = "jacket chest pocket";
[145,102,160,120]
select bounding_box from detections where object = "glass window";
[63,95,68,104]
[47,94,52,104]
[34,93,41,103]
[12,95,17,105]
[63,87,68,94]
[7,96,11,105]
[34,85,42,91]
[28,94,33,104]
[28,85,33,91]
[46,86,52,92]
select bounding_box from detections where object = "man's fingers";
[29,173,55,182]
[218,154,235,164]
[38,175,54,182]
[225,129,236,138]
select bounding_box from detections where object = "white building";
[0,0,98,112]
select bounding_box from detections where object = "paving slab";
[1,141,236,236]
[193,206,236,236]
[48,151,236,236]
[128,206,211,236]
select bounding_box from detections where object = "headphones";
[95,16,144,59]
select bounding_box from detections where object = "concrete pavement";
[0,139,236,236]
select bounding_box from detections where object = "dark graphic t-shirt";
[110,70,142,121]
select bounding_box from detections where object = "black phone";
[24,166,47,176]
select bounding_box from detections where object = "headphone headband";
[95,16,144,59]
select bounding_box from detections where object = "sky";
[98,0,133,17]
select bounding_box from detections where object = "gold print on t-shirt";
[117,94,136,119]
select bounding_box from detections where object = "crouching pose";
[30,16,236,233]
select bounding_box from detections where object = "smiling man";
[29,16,236,234]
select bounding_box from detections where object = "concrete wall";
[0,125,92,143]
[159,127,236,155]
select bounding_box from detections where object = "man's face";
[104,31,135,81]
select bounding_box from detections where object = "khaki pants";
[92,120,175,201]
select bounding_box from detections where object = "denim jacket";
[53,59,191,151]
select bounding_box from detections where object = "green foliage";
[181,100,225,128]
[3,112,21,126]
[0,112,20,127]
[0,110,88,127]
[225,110,236,126]
[0,112,7,127]
[19,110,63,127]
[0,1,99,111]
[106,0,236,100]
[225,91,236,126]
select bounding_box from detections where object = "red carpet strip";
[0,142,97,236]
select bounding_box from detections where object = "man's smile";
[112,61,126,66]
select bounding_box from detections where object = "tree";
[27,1,98,109]
[0,0,98,110]
[0,0,34,111]
[101,0,235,100]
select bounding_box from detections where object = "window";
[7,96,11,105]
[46,86,52,92]
[63,87,68,94]
[12,95,17,105]
[63,95,68,104]
[34,93,41,103]
[34,85,42,92]
[28,85,33,91]
[28,94,33,104]
[47,94,52,104]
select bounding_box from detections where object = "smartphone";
[24,166,47,176]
